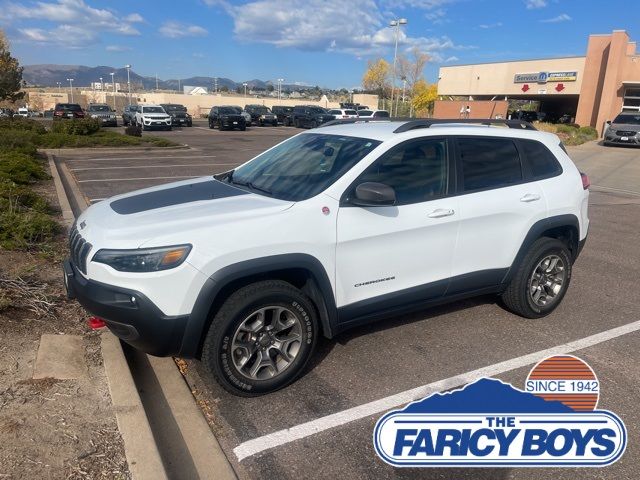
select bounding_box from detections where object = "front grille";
[616,130,637,136]
[69,223,92,275]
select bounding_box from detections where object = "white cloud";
[159,21,209,38]
[444,56,458,62]
[524,0,547,8]
[106,45,132,52]
[425,8,448,24]
[5,0,142,48]
[541,13,571,23]
[208,0,471,58]
[478,22,503,29]
[383,0,454,9]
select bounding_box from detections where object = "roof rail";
[319,118,391,127]
[393,119,536,133]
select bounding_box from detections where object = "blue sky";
[1,0,638,88]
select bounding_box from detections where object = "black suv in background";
[122,105,139,126]
[244,105,278,126]
[271,106,294,125]
[291,105,335,128]
[53,103,85,119]
[86,104,117,127]
[208,106,246,131]
[160,104,192,127]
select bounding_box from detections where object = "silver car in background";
[604,112,640,146]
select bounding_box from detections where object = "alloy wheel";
[528,255,566,307]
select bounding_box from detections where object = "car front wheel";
[201,280,318,396]
[501,237,573,318]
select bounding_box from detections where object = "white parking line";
[71,155,218,162]
[233,320,640,462]
[71,163,236,171]
[78,175,199,183]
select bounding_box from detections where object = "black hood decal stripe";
[110,179,249,215]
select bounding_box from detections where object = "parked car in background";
[510,110,538,123]
[122,105,139,126]
[0,108,14,118]
[208,106,247,131]
[87,104,117,127]
[357,109,390,119]
[53,103,85,119]
[160,104,192,127]
[291,105,335,128]
[271,106,294,125]
[245,105,278,126]
[328,108,358,119]
[16,107,30,117]
[135,105,172,131]
[240,109,252,126]
[43,109,54,118]
[604,112,640,147]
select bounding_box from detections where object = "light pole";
[389,18,407,117]
[401,76,407,115]
[125,64,131,104]
[243,82,248,97]
[56,81,61,93]
[110,72,116,110]
[214,77,218,93]
[100,77,103,91]
[277,78,284,102]
[66,78,74,102]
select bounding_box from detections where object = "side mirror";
[606,120,611,125]
[351,182,396,207]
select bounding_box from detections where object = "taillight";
[54,111,63,116]
[580,172,590,190]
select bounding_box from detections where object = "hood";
[142,113,170,118]
[609,123,640,133]
[76,177,294,248]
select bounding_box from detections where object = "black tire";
[209,119,214,129]
[240,125,246,131]
[501,237,573,319]
[218,120,225,131]
[201,280,318,396]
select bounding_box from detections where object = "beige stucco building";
[437,30,640,131]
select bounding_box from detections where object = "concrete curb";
[49,152,238,480]
[40,144,190,156]
[47,152,74,228]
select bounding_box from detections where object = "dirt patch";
[0,178,130,479]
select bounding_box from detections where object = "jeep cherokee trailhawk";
[64,119,589,396]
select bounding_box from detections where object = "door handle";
[427,208,455,218]
[520,193,541,203]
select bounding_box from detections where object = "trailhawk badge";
[373,355,626,467]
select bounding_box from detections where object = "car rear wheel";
[501,237,573,318]
[201,280,318,396]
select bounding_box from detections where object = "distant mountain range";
[22,64,317,92]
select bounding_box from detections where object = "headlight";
[91,114,98,118]
[92,245,192,272]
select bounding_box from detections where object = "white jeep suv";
[135,104,172,131]
[64,119,589,396]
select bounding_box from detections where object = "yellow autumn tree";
[362,59,390,106]
[412,80,438,117]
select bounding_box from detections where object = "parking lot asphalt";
[56,127,640,480]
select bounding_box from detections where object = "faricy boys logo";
[373,355,626,467]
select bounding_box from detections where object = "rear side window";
[519,139,562,179]
[458,137,522,191]
[374,111,390,118]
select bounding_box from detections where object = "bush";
[0,129,39,156]
[0,209,59,249]
[556,124,577,134]
[579,126,598,137]
[0,117,47,134]
[125,124,142,137]
[0,152,49,184]
[50,118,101,135]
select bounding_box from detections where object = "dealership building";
[436,30,640,130]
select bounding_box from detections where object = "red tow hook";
[87,316,107,329]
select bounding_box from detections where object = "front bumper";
[605,133,640,146]
[63,259,189,356]
[171,117,192,126]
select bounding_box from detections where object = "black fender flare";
[178,253,337,357]
[502,214,580,285]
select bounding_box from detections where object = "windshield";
[250,106,270,114]
[613,114,640,125]
[143,106,165,113]
[57,104,82,111]
[164,105,187,112]
[358,110,373,116]
[308,107,326,114]
[218,133,381,201]
[88,105,110,112]
[220,107,241,114]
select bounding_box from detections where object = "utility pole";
[214,77,218,93]
[110,72,116,110]
[57,81,61,93]
[389,18,407,117]
[277,78,284,102]
[125,64,131,104]
[156,73,159,91]
[66,78,74,102]
[178,78,181,93]
[243,82,248,97]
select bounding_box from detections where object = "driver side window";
[356,138,449,205]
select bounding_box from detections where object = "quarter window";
[356,138,449,205]
[458,137,522,191]
[519,139,562,179]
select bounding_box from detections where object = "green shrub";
[0,117,47,134]
[125,124,142,137]
[50,118,102,135]
[556,124,578,134]
[0,181,48,212]
[0,209,59,249]
[578,126,598,137]
[0,152,49,184]
[0,129,39,155]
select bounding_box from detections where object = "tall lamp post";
[277,78,284,102]
[110,72,116,110]
[66,78,74,102]
[125,64,132,104]
[243,82,248,97]
[56,81,61,93]
[389,18,407,117]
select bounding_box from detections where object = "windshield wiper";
[221,171,272,195]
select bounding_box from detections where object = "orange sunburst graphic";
[525,355,599,411]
